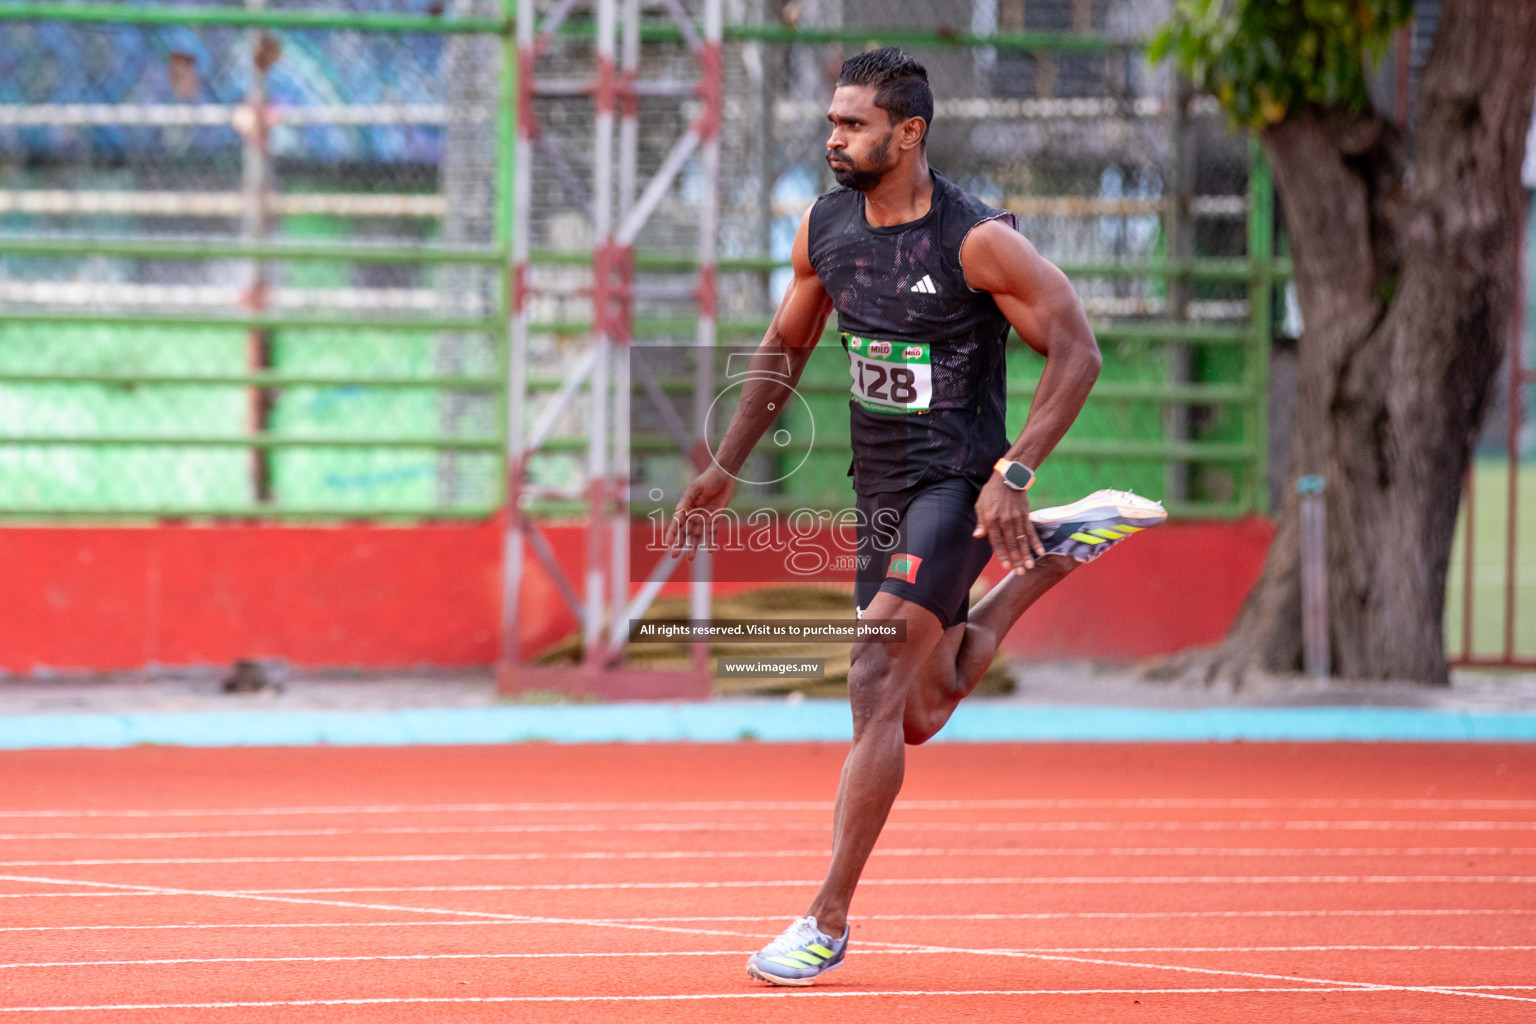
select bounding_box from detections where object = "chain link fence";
[0,1,509,516]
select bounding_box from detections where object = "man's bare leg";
[903,556,1077,745]
[801,591,947,938]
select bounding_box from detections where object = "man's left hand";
[973,475,1045,575]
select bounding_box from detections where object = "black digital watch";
[993,458,1035,492]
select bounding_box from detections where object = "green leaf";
[1149,0,1415,128]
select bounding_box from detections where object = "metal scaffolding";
[500,0,723,698]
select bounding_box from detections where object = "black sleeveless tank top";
[807,171,1017,495]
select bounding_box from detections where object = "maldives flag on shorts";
[886,553,922,583]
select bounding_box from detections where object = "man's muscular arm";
[961,218,1102,574]
[665,210,834,557]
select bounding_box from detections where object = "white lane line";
[552,909,1536,923]
[5,820,1533,841]
[844,936,1536,1005]
[5,847,1532,867]
[0,988,1447,1012]
[0,824,754,842]
[942,821,1536,832]
[3,798,1534,819]
[4,821,1536,841]
[152,875,1536,894]
[4,874,1526,1008]
[0,893,159,899]
[5,849,822,868]
[0,951,756,970]
[9,875,1536,899]
[0,873,782,945]
[914,944,1536,953]
[0,802,844,820]
[1085,944,1532,956]
[6,907,1535,933]
[5,945,1534,970]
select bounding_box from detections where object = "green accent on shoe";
[747,915,851,986]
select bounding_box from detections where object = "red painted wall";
[2,524,504,673]
[0,519,1272,674]
[990,516,1275,662]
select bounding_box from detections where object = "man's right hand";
[663,209,828,563]
[665,465,736,560]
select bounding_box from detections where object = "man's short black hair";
[836,47,933,144]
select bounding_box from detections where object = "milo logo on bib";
[842,332,933,414]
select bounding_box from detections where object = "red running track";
[0,742,1534,1023]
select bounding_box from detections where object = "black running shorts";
[853,476,995,630]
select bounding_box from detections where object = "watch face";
[1005,462,1033,490]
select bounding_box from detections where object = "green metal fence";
[0,1,1279,522]
[0,2,514,518]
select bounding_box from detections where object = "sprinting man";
[665,47,1165,986]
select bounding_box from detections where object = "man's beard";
[827,133,893,191]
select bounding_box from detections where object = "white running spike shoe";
[1030,488,1167,564]
[746,915,849,986]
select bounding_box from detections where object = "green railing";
[0,2,517,518]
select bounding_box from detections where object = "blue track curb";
[1,701,1534,749]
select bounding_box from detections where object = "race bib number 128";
[844,334,932,414]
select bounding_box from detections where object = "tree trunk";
[1158,0,1536,687]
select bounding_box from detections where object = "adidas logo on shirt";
[908,274,938,294]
